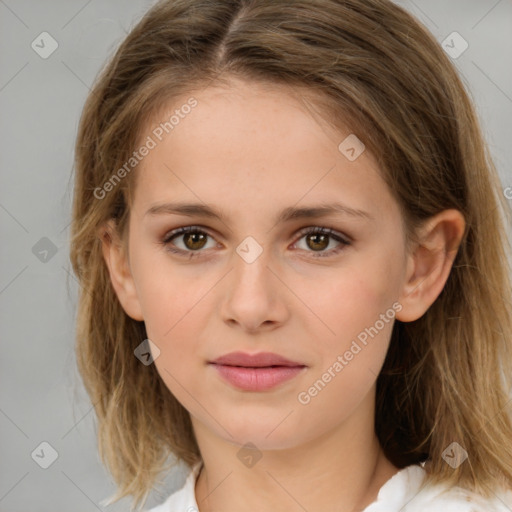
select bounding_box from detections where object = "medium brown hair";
[69,0,512,508]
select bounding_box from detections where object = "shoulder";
[144,462,202,512]
[364,464,512,512]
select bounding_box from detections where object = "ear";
[98,220,144,322]
[396,209,465,322]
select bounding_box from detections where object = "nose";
[219,240,290,333]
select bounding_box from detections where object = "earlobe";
[396,209,465,323]
[99,220,144,322]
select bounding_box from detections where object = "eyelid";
[161,225,218,244]
[295,225,351,244]
[161,224,351,242]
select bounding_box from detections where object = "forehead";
[131,78,397,224]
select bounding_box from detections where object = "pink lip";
[209,351,307,391]
[210,351,303,367]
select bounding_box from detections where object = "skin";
[101,77,465,511]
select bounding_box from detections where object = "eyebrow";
[144,201,373,223]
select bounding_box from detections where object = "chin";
[213,416,304,451]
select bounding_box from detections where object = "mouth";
[209,351,305,368]
[209,364,306,391]
[215,364,303,368]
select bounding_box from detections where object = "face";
[116,78,411,451]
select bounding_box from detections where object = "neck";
[192,392,399,512]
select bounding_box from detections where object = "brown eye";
[306,232,330,251]
[162,226,216,257]
[294,227,351,258]
[182,231,208,250]
[161,225,350,260]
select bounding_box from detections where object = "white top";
[146,461,512,512]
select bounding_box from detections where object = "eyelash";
[160,225,351,259]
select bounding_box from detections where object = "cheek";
[137,271,210,344]
[133,262,210,405]
[297,248,402,400]
[307,256,402,344]
[129,239,199,329]
[296,282,395,425]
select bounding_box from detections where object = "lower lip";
[210,364,306,391]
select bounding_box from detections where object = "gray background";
[1,0,511,511]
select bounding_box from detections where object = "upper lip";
[210,351,305,368]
